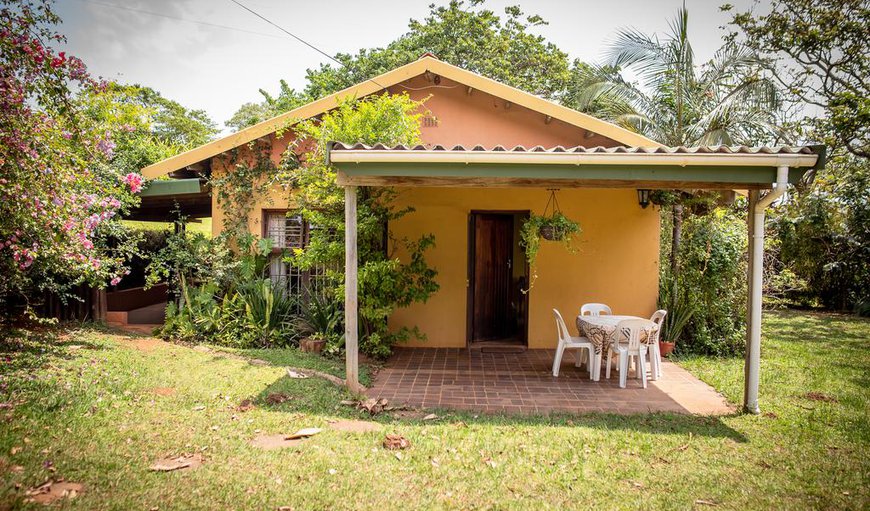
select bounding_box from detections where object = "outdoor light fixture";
[637,189,651,209]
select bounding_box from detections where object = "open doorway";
[467,211,530,346]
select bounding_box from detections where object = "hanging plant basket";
[519,189,582,292]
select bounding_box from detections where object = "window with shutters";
[263,211,327,300]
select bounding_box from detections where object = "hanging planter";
[519,189,581,291]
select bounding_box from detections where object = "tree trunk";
[670,204,684,273]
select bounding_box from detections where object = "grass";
[123,218,212,236]
[0,310,867,510]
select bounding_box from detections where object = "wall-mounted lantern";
[637,189,651,209]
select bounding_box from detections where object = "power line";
[228,0,388,92]
[73,0,287,40]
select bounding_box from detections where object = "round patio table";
[575,315,657,382]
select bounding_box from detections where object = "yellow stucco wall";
[387,187,660,349]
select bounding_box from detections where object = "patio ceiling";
[329,143,825,189]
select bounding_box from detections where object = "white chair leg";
[575,349,586,368]
[638,349,648,389]
[605,349,613,379]
[618,351,628,388]
[654,343,663,378]
[650,344,660,380]
[552,343,565,377]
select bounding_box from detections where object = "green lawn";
[123,217,212,236]
[0,310,867,510]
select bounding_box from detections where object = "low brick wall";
[106,284,168,312]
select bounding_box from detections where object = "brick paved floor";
[368,348,733,415]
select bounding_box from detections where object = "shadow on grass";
[248,374,748,442]
[0,325,107,374]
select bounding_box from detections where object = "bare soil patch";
[149,453,204,472]
[25,480,84,504]
[116,336,166,352]
[149,387,176,396]
[250,434,305,450]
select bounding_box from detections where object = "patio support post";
[344,185,361,393]
[744,165,790,414]
[744,190,762,414]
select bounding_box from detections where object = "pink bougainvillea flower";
[110,276,121,286]
[124,172,143,194]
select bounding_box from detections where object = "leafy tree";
[281,94,440,357]
[728,0,870,158]
[770,155,870,312]
[225,79,306,131]
[78,83,219,176]
[0,0,143,315]
[228,0,572,130]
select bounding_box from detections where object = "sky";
[55,0,767,133]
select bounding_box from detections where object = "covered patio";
[368,347,732,415]
[331,143,824,414]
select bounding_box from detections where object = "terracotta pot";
[300,337,326,354]
[659,341,675,358]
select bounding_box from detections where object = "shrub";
[668,206,747,356]
[155,232,298,348]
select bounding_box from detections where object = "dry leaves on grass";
[383,434,411,450]
[802,391,838,403]
[149,453,203,472]
[25,479,84,504]
[265,392,292,405]
[285,428,321,440]
[694,499,719,506]
[237,399,255,412]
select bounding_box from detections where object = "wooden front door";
[471,214,514,341]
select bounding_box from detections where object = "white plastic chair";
[580,303,612,316]
[647,310,667,379]
[605,319,650,388]
[551,309,595,378]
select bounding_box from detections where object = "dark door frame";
[466,210,531,346]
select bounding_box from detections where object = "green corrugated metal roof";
[140,178,202,197]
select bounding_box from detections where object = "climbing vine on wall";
[209,138,278,246]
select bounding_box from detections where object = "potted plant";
[657,276,695,356]
[520,211,581,290]
[293,290,343,354]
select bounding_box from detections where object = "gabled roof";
[142,55,661,179]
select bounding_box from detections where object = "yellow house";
[141,55,822,412]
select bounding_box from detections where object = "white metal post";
[344,185,360,393]
[744,190,762,414]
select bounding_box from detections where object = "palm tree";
[569,4,788,271]
[575,6,786,147]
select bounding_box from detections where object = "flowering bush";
[0,0,142,314]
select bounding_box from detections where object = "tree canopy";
[728,0,870,157]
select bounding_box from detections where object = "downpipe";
[744,165,789,414]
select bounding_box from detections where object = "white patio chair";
[605,319,650,389]
[647,309,667,379]
[580,303,612,316]
[551,309,595,378]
